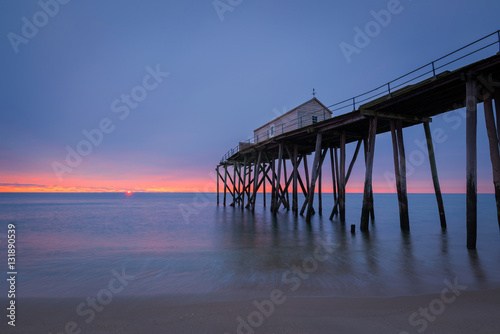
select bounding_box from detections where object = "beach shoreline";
[4,287,500,333]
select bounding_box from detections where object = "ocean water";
[0,192,499,299]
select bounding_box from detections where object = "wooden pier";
[216,31,500,249]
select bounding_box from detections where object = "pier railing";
[220,30,500,164]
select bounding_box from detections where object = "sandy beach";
[5,287,499,334]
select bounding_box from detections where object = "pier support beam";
[330,147,337,202]
[293,145,299,215]
[306,133,323,222]
[484,91,500,231]
[318,162,323,215]
[263,163,266,207]
[273,143,284,213]
[271,154,276,212]
[241,158,247,209]
[300,154,310,216]
[363,139,375,221]
[251,151,262,211]
[330,140,362,220]
[466,77,477,249]
[223,165,228,206]
[231,164,236,206]
[340,132,346,222]
[423,122,447,229]
[283,158,290,211]
[329,148,338,220]
[390,120,410,231]
[361,117,377,231]
[247,161,252,208]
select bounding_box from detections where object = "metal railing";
[219,30,500,164]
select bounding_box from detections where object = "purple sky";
[0,0,499,192]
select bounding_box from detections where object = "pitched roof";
[254,98,332,132]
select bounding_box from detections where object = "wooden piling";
[483,92,500,231]
[330,141,361,220]
[271,155,276,212]
[247,161,252,208]
[330,148,337,202]
[390,120,409,230]
[495,94,500,149]
[232,164,236,205]
[318,163,323,216]
[306,133,323,222]
[333,148,341,217]
[300,155,310,216]
[263,163,266,207]
[223,164,227,206]
[423,122,447,229]
[363,139,375,220]
[361,117,377,231]
[283,158,290,210]
[274,143,284,213]
[251,151,262,211]
[396,120,409,230]
[293,145,299,215]
[466,77,477,249]
[237,165,244,206]
[241,158,247,208]
[329,148,337,220]
[340,131,346,222]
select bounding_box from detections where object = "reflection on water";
[0,193,499,298]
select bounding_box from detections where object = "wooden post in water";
[283,158,290,210]
[330,141,361,220]
[396,120,409,230]
[293,145,298,215]
[340,131,346,222]
[251,151,262,211]
[334,148,340,217]
[361,117,377,231]
[247,160,252,208]
[263,163,266,207]
[239,163,243,206]
[390,120,409,230]
[300,154,310,215]
[274,143,284,213]
[496,93,500,231]
[271,154,276,213]
[495,93,500,150]
[232,164,236,205]
[241,158,247,208]
[223,164,227,206]
[318,160,323,216]
[466,76,477,249]
[423,122,447,229]
[306,133,323,222]
[363,139,375,220]
[330,148,337,202]
[483,92,500,231]
[329,147,337,220]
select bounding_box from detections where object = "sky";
[0,0,499,193]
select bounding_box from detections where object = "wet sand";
[5,287,500,334]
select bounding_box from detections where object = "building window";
[270,125,275,137]
[312,116,318,124]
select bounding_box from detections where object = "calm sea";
[1,192,499,299]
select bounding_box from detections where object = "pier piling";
[423,122,447,229]
[466,76,477,250]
